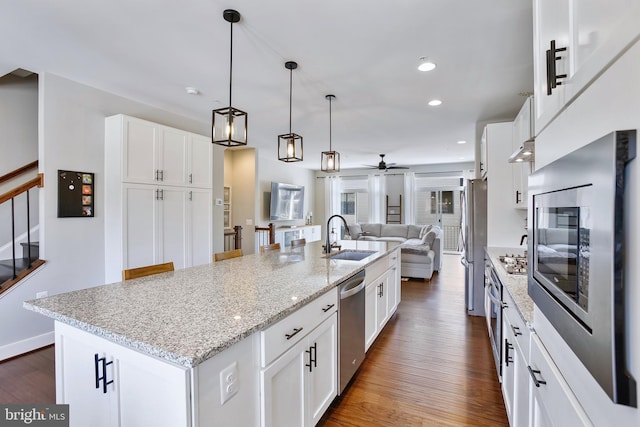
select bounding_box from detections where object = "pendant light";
[278,61,303,162]
[212,9,248,147]
[321,94,340,172]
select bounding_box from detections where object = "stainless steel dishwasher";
[338,269,366,394]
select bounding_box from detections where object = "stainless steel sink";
[326,250,376,261]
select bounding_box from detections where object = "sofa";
[348,223,443,280]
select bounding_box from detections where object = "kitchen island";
[24,240,400,427]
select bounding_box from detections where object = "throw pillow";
[423,230,437,248]
[348,224,362,240]
[419,224,433,239]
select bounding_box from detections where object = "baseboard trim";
[0,331,54,361]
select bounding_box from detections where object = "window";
[341,193,356,215]
[430,190,454,214]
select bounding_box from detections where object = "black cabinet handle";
[94,353,114,394]
[305,343,317,372]
[189,173,193,184]
[505,339,514,367]
[546,39,567,95]
[155,169,160,181]
[160,170,164,181]
[285,327,303,340]
[378,283,384,298]
[528,366,547,387]
[515,190,522,204]
[321,303,335,313]
[512,325,522,336]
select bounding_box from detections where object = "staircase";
[0,162,45,296]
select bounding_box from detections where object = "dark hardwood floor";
[319,254,508,426]
[0,345,55,404]
[0,254,507,426]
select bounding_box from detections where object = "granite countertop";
[486,247,534,324]
[24,240,397,368]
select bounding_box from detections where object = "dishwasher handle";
[339,270,366,300]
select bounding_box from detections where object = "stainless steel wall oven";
[528,130,636,407]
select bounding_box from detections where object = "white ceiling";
[1,0,533,170]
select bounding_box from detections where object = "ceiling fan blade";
[387,165,409,169]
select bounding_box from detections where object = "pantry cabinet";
[105,114,213,283]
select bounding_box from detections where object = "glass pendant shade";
[278,133,303,162]
[278,61,303,162]
[212,9,248,147]
[212,107,247,147]
[321,150,340,172]
[321,94,340,172]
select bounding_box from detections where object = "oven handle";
[486,288,502,306]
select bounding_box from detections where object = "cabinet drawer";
[388,249,400,268]
[529,334,593,426]
[366,255,389,284]
[260,288,337,367]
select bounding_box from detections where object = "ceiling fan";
[365,154,409,171]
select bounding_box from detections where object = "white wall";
[533,40,640,426]
[0,73,222,359]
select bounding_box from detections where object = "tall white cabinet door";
[365,280,378,351]
[189,134,213,188]
[188,189,213,267]
[260,339,307,427]
[158,187,187,270]
[159,127,187,187]
[307,314,338,426]
[124,184,158,270]
[376,273,390,331]
[122,117,159,185]
[117,346,190,427]
[56,330,117,427]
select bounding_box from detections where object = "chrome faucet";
[324,215,350,254]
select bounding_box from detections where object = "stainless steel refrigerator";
[461,179,487,317]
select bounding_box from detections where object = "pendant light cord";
[288,67,293,134]
[228,19,233,108]
[328,96,333,151]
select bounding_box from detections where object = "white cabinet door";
[188,188,213,267]
[188,134,212,189]
[56,329,117,427]
[501,316,516,424]
[387,249,401,314]
[124,184,158,270]
[158,127,188,187]
[116,343,190,427]
[376,272,390,331]
[480,126,488,179]
[365,280,378,351]
[260,338,307,427]
[307,314,337,426]
[533,0,571,134]
[158,187,187,270]
[122,117,159,185]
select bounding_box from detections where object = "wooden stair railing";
[0,172,45,296]
[255,223,275,247]
[0,160,38,186]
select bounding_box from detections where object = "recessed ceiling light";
[185,87,200,95]
[428,99,442,106]
[515,158,524,162]
[457,140,467,144]
[522,151,532,156]
[418,57,436,72]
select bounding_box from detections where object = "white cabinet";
[55,322,190,427]
[260,288,338,427]
[528,333,593,427]
[511,97,534,209]
[274,225,321,247]
[105,115,214,283]
[480,126,489,179]
[533,0,640,134]
[501,289,531,427]
[364,251,401,351]
[119,115,211,188]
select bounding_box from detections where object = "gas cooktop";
[498,254,527,275]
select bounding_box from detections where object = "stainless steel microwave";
[528,130,636,407]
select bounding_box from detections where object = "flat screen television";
[270,182,304,221]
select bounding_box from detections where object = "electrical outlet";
[219,361,238,404]
[245,219,253,226]
[36,291,48,299]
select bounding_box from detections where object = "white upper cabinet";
[533,0,640,134]
[158,126,188,187]
[188,134,213,189]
